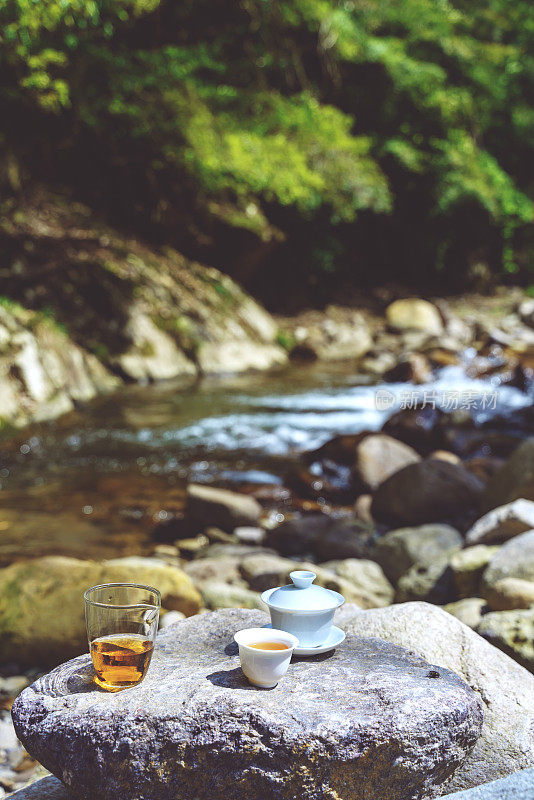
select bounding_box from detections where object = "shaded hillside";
[0,189,286,428]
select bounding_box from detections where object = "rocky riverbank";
[2,207,534,795]
[0,189,286,430]
[2,424,534,794]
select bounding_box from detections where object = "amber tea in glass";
[84,583,161,692]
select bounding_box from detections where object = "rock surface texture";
[9,776,70,799]
[12,609,484,800]
[440,768,534,799]
[337,602,534,793]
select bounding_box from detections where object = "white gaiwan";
[261,570,344,648]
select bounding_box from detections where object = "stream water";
[0,359,532,564]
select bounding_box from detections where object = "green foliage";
[0,0,533,283]
[275,330,296,352]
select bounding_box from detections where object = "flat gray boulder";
[13,609,483,800]
[440,768,534,799]
[337,602,534,794]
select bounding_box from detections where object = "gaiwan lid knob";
[262,570,344,612]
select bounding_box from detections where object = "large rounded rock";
[12,608,483,800]
[373,524,462,584]
[382,405,448,455]
[371,460,484,527]
[386,299,444,336]
[352,434,420,491]
[266,514,373,560]
[197,581,263,610]
[239,553,390,609]
[186,484,262,531]
[0,556,201,667]
[337,602,534,793]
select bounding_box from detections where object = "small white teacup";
[234,627,299,688]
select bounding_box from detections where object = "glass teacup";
[84,583,161,692]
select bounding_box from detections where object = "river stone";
[450,547,500,599]
[239,553,297,592]
[8,776,70,799]
[352,434,420,491]
[386,299,444,336]
[12,608,483,800]
[371,460,484,527]
[483,578,534,611]
[320,558,394,607]
[238,554,381,608]
[481,439,534,510]
[440,768,534,799]
[183,556,243,586]
[465,500,534,545]
[0,556,201,668]
[476,609,534,672]
[338,602,534,793]
[373,524,462,584]
[482,530,534,590]
[396,557,456,605]
[197,581,263,610]
[186,484,262,531]
[266,514,373,560]
[443,599,487,630]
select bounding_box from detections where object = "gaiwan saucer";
[262,624,346,656]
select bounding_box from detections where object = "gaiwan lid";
[262,571,344,613]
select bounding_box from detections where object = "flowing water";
[0,359,532,563]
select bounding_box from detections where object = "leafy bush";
[0,0,533,291]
